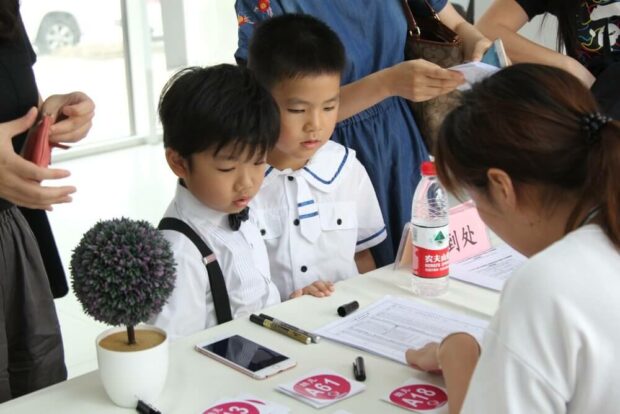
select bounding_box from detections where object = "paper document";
[450,243,527,291]
[315,296,488,364]
[450,61,500,90]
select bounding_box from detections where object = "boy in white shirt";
[150,64,281,340]
[247,15,387,300]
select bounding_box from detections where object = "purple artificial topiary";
[71,218,176,345]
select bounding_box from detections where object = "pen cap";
[249,314,265,324]
[337,301,359,317]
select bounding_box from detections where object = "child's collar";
[263,141,353,193]
[174,181,230,229]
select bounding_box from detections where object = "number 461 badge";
[277,369,366,409]
[383,379,448,413]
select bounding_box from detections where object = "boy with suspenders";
[150,65,281,340]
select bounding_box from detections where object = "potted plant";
[71,217,176,408]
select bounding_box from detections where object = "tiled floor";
[49,143,176,378]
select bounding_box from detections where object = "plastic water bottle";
[411,161,449,296]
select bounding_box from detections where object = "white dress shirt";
[150,183,280,340]
[251,141,386,300]
[462,225,620,413]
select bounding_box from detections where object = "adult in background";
[235,0,490,267]
[477,0,620,118]
[0,0,94,401]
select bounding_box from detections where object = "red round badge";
[389,384,448,411]
[203,401,260,414]
[293,374,352,400]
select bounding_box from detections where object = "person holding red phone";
[0,0,94,402]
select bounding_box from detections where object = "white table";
[0,266,500,413]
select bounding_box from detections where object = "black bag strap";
[158,217,233,324]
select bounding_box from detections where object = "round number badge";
[203,401,260,414]
[293,374,352,400]
[389,384,448,411]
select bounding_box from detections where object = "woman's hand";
[41,92,95,143]
[381,59,465,102]
[465,36,493,62]
[405,342,443,374]
[0,108,76,210]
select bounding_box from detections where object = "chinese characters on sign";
[448,202,491,263]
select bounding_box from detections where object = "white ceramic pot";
[96,325,168,408]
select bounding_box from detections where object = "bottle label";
[411,224,449,278]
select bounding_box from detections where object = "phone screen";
[481,43,501,68]
[200,335,289,372]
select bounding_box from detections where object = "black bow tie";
[228,207,250,231]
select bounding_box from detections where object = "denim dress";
[235,0,446,266]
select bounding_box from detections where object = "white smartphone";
[195,334,297,380]
[481,38,509,68]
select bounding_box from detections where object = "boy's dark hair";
[158,64,280,161]
[247,14,346,89]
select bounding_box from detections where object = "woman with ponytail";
[405,63,620,413]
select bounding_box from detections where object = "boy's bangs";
[212,134,270,163]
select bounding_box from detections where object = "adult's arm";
[476,0,595,87]
[405,333,479,414]
[337,60,464,121]
[438,2,492,62]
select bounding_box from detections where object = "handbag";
[400,0,464,152]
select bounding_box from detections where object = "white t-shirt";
[463,224,620,413]
[251,141,386,300]
[150,183,280,340]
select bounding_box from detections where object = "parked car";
[20,0,162,54]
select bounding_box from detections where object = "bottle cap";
[421,161,436,176]
[337,301,359,317]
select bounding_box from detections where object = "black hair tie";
[581,112,611,145]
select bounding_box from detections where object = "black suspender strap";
[158,217,233,324]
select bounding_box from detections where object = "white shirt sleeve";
[150,232,211,341]
[462,254,575,413]
[354,161,386,252]
[462,329,566,413]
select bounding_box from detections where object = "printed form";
[315,296,488,364]
[450,243,527,291]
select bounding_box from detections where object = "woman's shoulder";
[503,225,619,302]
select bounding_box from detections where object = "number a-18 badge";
[383,380,448,413]
[277,369,366,409]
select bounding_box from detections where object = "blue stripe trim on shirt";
[299,211,319,220]
[264,166,274,177]
[356,226,387,246]
[303,146,349,185]
[297,200,315,207]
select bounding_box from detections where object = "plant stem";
[127,325,136,345]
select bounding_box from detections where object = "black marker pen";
[137,400,162,414]
[353,356,366,381]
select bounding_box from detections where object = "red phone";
[22,115,69,167]
[23,115,53,167]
